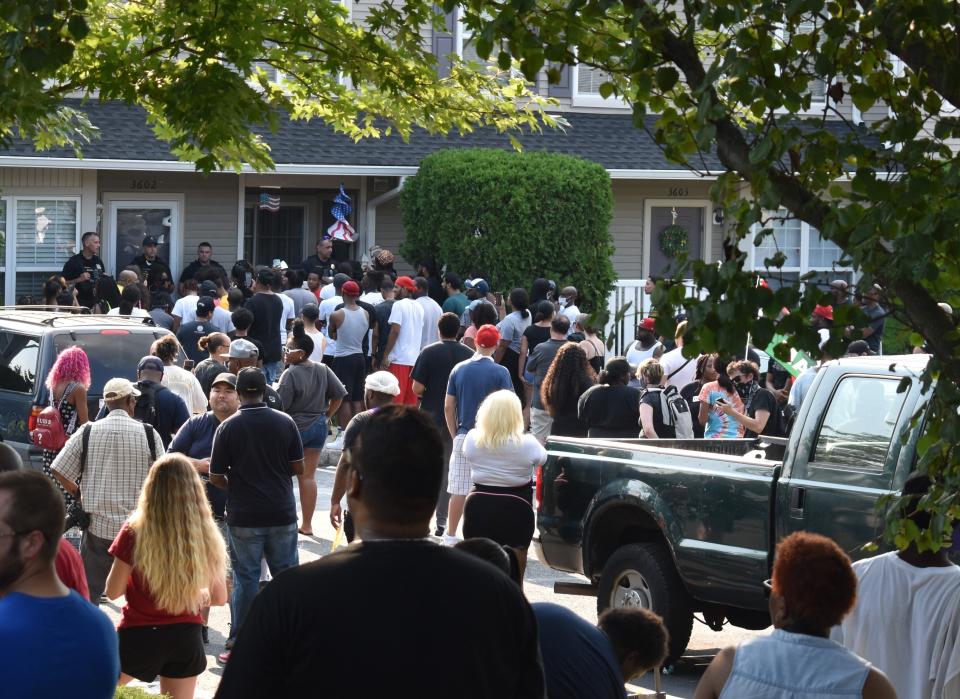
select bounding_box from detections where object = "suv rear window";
[0,331,40,393]
[54,331,167,394]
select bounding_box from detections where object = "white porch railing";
[603,278,706,356]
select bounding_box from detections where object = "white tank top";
[625,341,662,367]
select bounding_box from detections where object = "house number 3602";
[668,186,689,197]
[131,179,158,190]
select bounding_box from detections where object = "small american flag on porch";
[326,184,356,242]
[259,193,280,212]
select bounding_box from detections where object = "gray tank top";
[333,305,368,357]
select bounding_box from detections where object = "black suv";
[0,310,180,469]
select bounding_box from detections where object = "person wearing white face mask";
[558,286,581,337]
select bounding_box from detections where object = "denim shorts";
[299,414,328,449]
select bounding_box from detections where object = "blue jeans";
[262,360,282,383]
[228,523,298,638]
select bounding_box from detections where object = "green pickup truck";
[536,354,930,660]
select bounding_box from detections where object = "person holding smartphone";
[696,356,744,438]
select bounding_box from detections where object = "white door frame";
[103,193,184,277]
[642,198,712,279]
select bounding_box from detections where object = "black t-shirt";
[550,378,594,437]
[216,541,545,698]
[179,259,226,284]
[679,380,704,439]
[640,388,676,438]
[244,293,284,363]
[411,341,474,430]
[522,324,551,355]
[342,408,378,451]
[193,358,227,398]
[177,320,217,364]
[744,386,780,438]
[131,254,171,280]
[578,384,640,438]
[373,299,396,362]
[62,253,105,307]
[209,403,304,527]
[300,254,337,282]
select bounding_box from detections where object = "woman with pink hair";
[42,346,91,503]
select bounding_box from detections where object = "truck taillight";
[535,465,544,512]
[28,405,42,432]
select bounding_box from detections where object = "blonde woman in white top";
[462,389,547,578]
[151,335,208,414]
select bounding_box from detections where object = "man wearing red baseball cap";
[328,280,370,425]
[625,316,664,368]
[379,275,425,404]
[442,324,513,542]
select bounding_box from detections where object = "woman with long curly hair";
[462,389,547,578]
[105,454,227,699]
[42,346,90,503]
[151,335,207,414]
[540,343,596,438]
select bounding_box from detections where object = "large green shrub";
[400,149,616,312]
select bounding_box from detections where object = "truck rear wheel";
[596,543,694,663]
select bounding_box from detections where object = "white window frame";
[454,10,521,81]
[774,21,827,116]
[0,196,9,303]
[571,64,629,108]
[7,195,81,303]
[747,210,852,282]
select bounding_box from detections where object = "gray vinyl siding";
[0,168,83,189]
[375,197,414,275]
[97,171,239,272]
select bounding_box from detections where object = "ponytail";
[509,288,530,320]
[715,356,736,393]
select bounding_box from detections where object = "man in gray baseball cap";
[220,339,284,411]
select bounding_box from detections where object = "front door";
[108,200,180,277]
[244,204,306,268]
[648,206,704,277]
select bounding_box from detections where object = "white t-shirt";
[319,283,336,301]
[559,304,580,336]
[305,328,326,362]
[387,297,425,366]
[106,307,150,319]
[359,291,384,306]
[161,364,208,414]
[463,431,547,488]
[416,295,443,348]
[278,292,295,345]
[209,305,235,334]
[661,346,698,388]
[171,294,200,325]
[318,295,343,356]
[832,552,960,699]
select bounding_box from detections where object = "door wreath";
[659,224,689,258]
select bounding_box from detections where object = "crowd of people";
[1,237,957,698]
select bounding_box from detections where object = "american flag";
[259,193,280,212]
[326,184,356,242]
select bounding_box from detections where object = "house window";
[750,210,852,289]
[775,20,826,112]
[14,198,79,302]
[571,63,628,107]
[0,199,6,305]
[456,12,519,82]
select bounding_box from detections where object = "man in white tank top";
[625,317,663,369]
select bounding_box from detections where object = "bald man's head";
[0,443,23,473]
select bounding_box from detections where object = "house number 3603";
[131,179,158,190]
[668,186,689,197]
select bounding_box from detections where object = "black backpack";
[134,381,161,429]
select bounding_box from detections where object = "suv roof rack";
[0,308,156,328]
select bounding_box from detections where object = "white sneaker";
[441,533,462,547]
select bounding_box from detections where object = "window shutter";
[432,7,457,78]
[547,64,571,98]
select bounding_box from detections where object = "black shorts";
[332,353,366,402]
[462,482,535,549]
[119,623,206,681]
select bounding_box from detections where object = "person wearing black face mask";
[716,360,783,437]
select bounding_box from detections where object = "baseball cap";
[395,275,417,292]
[103,378,141,400]
[142,235,158,246]
[196,295,215,316]
[236,367,267,396]
[137,356,165,374]
[211,372,238,390]
[466,278,490,294]
[829,279,848,291]
[845,339,871,355]
[341,280,361,297]
[813,304,834,321]
[220,338,260,360]
[200,280,218,296]
[364,371,401,396]
[475,324,501,349]
[638,317,656,332]
[301,303,320,321]
[333,273,351,290]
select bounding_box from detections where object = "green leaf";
[654,66,679,92]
